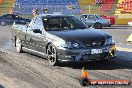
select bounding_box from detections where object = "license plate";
[91,49,103,54]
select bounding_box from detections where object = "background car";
[128,20,132,26]
[80,14,110,29]
[101,15,115,25]
[0,14,31,26]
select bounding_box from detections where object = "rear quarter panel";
[11,24,27,41]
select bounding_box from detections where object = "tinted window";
[88,15,96,20]
[42,16,87,31]
[5,15,13,19]
[95,15,102,19]
[81,15,87,20]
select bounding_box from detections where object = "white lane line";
[116,46,132,52]
[117,43,131,46]
[127,44,131,46]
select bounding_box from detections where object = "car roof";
[37,14,73,18]
[82,14,99,16]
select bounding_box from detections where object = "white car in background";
[128,21,132,26]
[80,14,111,29]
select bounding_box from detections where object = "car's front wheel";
[0,21,6,26]
[16,38,23,53]
[46,44,58,66]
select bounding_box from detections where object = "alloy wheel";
[16,38,22,53]
[47,44,58,66]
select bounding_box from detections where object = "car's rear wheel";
[47,44,58,66]
[93,22,102,29]
[16,38,23,53]
[0,21,6,26]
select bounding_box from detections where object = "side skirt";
[22,47,47,59]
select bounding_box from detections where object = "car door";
[26,16,47,54]
[85,15,96,25]
[80,15,94,26]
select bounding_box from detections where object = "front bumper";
[57,45,116,62]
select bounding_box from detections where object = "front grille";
[83,40,105,47]
[83,53,108,60]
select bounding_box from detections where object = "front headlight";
[61,42,82,49]
[107,38,115,45]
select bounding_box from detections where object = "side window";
[95,15,102,19]
[83,15,87,18]
[2,15,6,18]
[6,15,13,19]
[81,15,87,20]
[88,15,95,20]
[2,15,12,19]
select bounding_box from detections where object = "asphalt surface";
[0,26,132,88]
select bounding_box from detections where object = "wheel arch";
[46,42,52,53]
[93,22,102,29]
[95,22,102,25]
[46,42,58,55]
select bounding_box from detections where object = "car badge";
[92,42,96,45]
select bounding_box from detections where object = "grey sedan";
[80,14,111,29]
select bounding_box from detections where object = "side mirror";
[33,29,42,34]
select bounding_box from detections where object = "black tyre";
[15,38,23,53]
[0,21,6,26]
[46,43,59,66]
[93,22,102,29]
[108,24,111,27]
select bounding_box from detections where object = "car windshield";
[42,16,87,31]
[95,15,102,19]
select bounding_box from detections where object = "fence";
[0,3,132,19]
